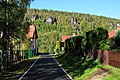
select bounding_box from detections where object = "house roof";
[62,36,72,42]
[108,30,115,38]
[108,26,120,38]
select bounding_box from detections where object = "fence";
[13,49,37,63]
[0,49,37,71]
[90,49,120,68]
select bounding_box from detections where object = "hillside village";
[0,7,120,80]
[23,9,120,52]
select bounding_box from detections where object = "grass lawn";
[0,56,38,80]
[54,53,120,80]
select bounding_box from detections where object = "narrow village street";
[19,54,72,80]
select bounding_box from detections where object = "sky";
[30,0,120,19]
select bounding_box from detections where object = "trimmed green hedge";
[64,27,110,57]
[64,36,83,56]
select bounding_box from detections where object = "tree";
[0,0,34,71]
[114,30,120,47]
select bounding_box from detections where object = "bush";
[87,28,108,49]
[64,36,83,56]
[99,39,111,50]
[55,40,60,53]
[88,30,97,49]
[115,30,120,39]
[114,30,120,47]
[96,27,108,40]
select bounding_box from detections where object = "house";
[61,35,72,51]
[27,24,38,52]
[108,25,120,38]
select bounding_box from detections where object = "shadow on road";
[37,52,50,55]
[21,54,71,80]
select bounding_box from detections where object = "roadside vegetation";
[55,52,120,80]
[53,26,120,80]
[1,4,120,80]
[0,56,38,80]
[25,8,120,53]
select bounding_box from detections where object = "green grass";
[0,56,38,80]
[54,53,120,80]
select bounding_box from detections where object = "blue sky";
[30,0,120,19]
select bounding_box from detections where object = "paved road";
[19,54,72,80]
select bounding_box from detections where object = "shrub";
[114,30,120,47]
[95,27,108,49]
[55,40,60,53]
[87,30,97,49]
[99,39,111,50]
[64,36,83,56]
[115,30,120,39]
[85,28,108,50]
[96,27,108,40]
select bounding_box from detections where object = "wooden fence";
[90,50,120,68]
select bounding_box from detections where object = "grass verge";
[54,53,120,80]
[0,56,38,80]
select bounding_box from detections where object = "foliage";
[95,27,108,49]
[33,19,74,52]
[55,40,60,53]
[86,28,108,50]
[51,40,55,52]
[64,36,83,56]
[26,8,120,32]
[24,8,120,53]
[114,30,120,47]
[96,27,108,40]
[55,53,101,80]
[0,0,34,71]
[0,56,36,79]
[115,30,120,39]
[88,30,97,49]
[99,39,111,50]
[55,51,120,80]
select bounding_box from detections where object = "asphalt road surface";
[19,54,72,80]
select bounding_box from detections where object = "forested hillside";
[24,8,120,52]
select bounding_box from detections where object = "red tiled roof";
[108,30,115,38]
[62,36,72,42]
[108,26,120,38]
